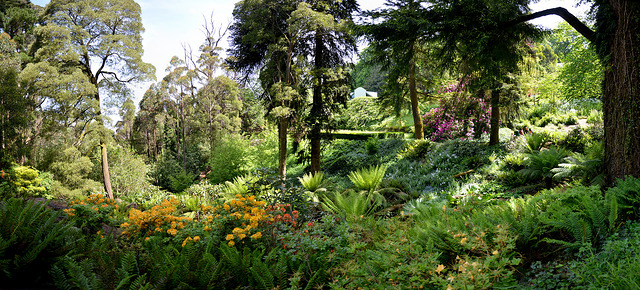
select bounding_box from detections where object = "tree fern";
[321,190,384,221]
[348,165,386,192]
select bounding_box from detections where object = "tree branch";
[506,7,595,42]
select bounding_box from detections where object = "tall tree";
[0,32,29,167]
[194,17,242,152]
[30,0,154,198]
[359,0,431,139]
[229,0,304,179]
[592,0,640,184]
[290,0,358,173]
[430,0,540,145]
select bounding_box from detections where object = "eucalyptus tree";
[23,0,154,198]
[194,18,242,153]
[359,0,437,139]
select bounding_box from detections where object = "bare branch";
[506,7,595,42]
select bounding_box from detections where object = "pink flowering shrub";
[423,88,491,141]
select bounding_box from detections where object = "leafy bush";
[48,146,104,198]
[0,164,47,198]
[586,109,603,124]
[108,144,153,196]
[63,193,122,233]
[335,96,384,130]
[422,93,491,141]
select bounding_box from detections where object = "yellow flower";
[228,240,235,246]
[460,237,467,244]
[223,203,230,211]
[251,232,262,240]
[492,250,499,255]
[435,264,445,274]
[238,233,246,240]
[182,236,193,247]
[193,236,200,242]
[226,234,235,240]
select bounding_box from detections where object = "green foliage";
[49,146,102,199]
[554,21,603,100]
[108,144,153,196]
[552,141,604,186]
[0,198,81,287]
[397,139,433,161]
[1,164,48,198]
[335,97,384,130]
[321,190,384,221]
[298,171,325,192]
[520,146,568,188]
[586,109,603,124]
[606,176,640,220]
[348,165,386,192]
[208,133,269,185]
[571,221,640,289]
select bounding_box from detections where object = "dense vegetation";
[2,0,640,289]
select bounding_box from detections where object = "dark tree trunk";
[489,88,500,145]
[409,57,424,139]
[310,32,324,174]
[601,0,640,185]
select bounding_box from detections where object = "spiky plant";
[298,172,326,202]
[321,190,384,221]
[348,165,386,192]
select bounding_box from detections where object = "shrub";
[520,146,568,188]
[108,144,153,196]
[63,193,121,233]
[49,146,102,198]
[0,164,47,198]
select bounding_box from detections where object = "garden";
[2,0,640,289]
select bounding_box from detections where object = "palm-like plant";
[321,190,384,221]
[520,146,568,188]
[298,172,326,202]
[348,165,386,192]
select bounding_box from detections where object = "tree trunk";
[310,32,324,174]
[92,85,114,198]
[409,57,424,139]
[601,0,640,185]
[278,117,288,179]
[101,139,114,199]
[489,88,500,145]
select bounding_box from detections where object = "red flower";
[307,222,313,227]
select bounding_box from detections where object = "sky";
[30,0,590,113]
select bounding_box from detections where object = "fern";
[298,171,325,192]
[0,198,80,286]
